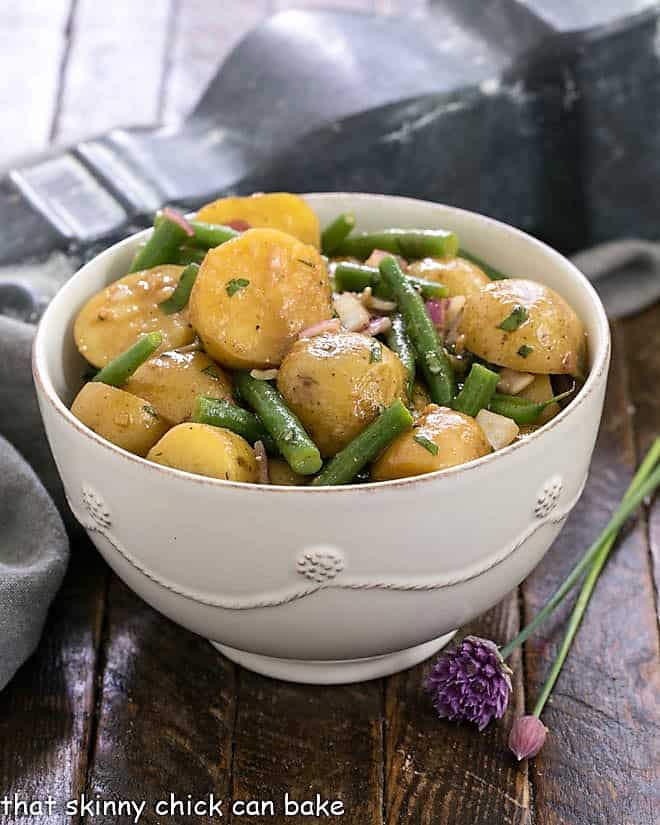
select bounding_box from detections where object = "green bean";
[234,372,322,475]
[321,212,356,255]
[333,262,448,300]
[378,256,456,406]
[451,363,500,417]
[312,399,413,486]
[385,314,416,399]
[458,249,507,280]
[489,387,575,425]
[334,229,459,260]
[159,263,200,315]
[153,213,241,249]
[129,216,191,273]
[191,396,277,454]
[92,332,162,387]
[171,246,207,266]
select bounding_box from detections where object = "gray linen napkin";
[0,237,658,691]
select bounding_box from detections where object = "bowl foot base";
[209,631,457,685]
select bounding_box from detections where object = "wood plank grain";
[0,546,106,825]
[620,302,660,605]
[522,326,660,825]
[0,0,73,168]
[53,0,175,145]
[230,673,383,823]
[384,594,530,825]
[83,577,237,825]
[162,0,270,122]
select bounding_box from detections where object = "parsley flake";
[517,344,533,358]
[226,278,250,297]
[414,435,439,455]
[498,305,528,331]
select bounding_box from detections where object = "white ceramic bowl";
[33,194,610,684]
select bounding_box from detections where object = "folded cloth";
[0,236,658,692]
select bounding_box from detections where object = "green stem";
[500,437,660,659]
[321,212,356,255]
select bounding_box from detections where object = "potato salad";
[70,193,587,485]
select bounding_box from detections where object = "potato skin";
[71,383,169,457]
[371,404,491,481]
[124,351,232,425]
[458,279,586,374]
[189,228,333,369]
[277,331,407,457]
[147,423,257,482]
[196,193,321,247]
[74,266,194,367]
[407,256,490,297]
[268,458,307,486]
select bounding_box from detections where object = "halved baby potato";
[71,383,169,457]
[371,404,491,481]
[74,265,194,367]
[268,458,307,486]
[189,228,333,369]
[407,256,490,297]
[458,279,586,374]
[147,423,257,482]
[124,351,233,425]
[196,192,321,247]
[277,331,407,457]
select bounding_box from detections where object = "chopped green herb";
[498,305,528,332]
[370,342,382,363]
[143,405,159,418]
[202,364,222,380]
[226,278,250,297]
[517,344,533,358]
[296,258,315,268]
[414,435,439,456]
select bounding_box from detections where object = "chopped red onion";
[225,219,251,232]
[366,316,392,336]
[365,249,408,269]
[254,440,270,484]
[162,207,194,237]
[298,318,341,339]
[425,298,449,329]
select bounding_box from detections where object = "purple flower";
[508,715,547,760]
[424,635,512,731]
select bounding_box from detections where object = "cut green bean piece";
[154,214,241,249]
[386,314,416,399]
[458,249,507,280]
[378,256,456,406]
[334,229,459,260]
[312,399,413,486]
[129,217,191,273]
[489,386,575,425]
[333,262,448,300]
[321,212,356,255]
[234,372,322,475]
[191,396,277,454]
[451,363,500,417]
[159,263,200,315]
[172,246,206,266]
[92,332,162,387]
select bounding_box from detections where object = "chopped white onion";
[445,295,466,345]
[496,368,534,395]
[366,316,392,336]
[298,318,341,339]
[333,292,370,332]
[476,409,520,451]
[362,291,397,313]
[250,368,279,381]
[254,440,270,484]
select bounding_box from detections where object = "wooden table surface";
[1,3,658,823]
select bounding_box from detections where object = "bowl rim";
[33,192,611,494]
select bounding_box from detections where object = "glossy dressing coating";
[407,256,490,297]
[74,265,194,367]
[459,278,586,374]
[189,228,334,369]
[371,404,491,481]
[277,331,407,457]
[124,350,233,425]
